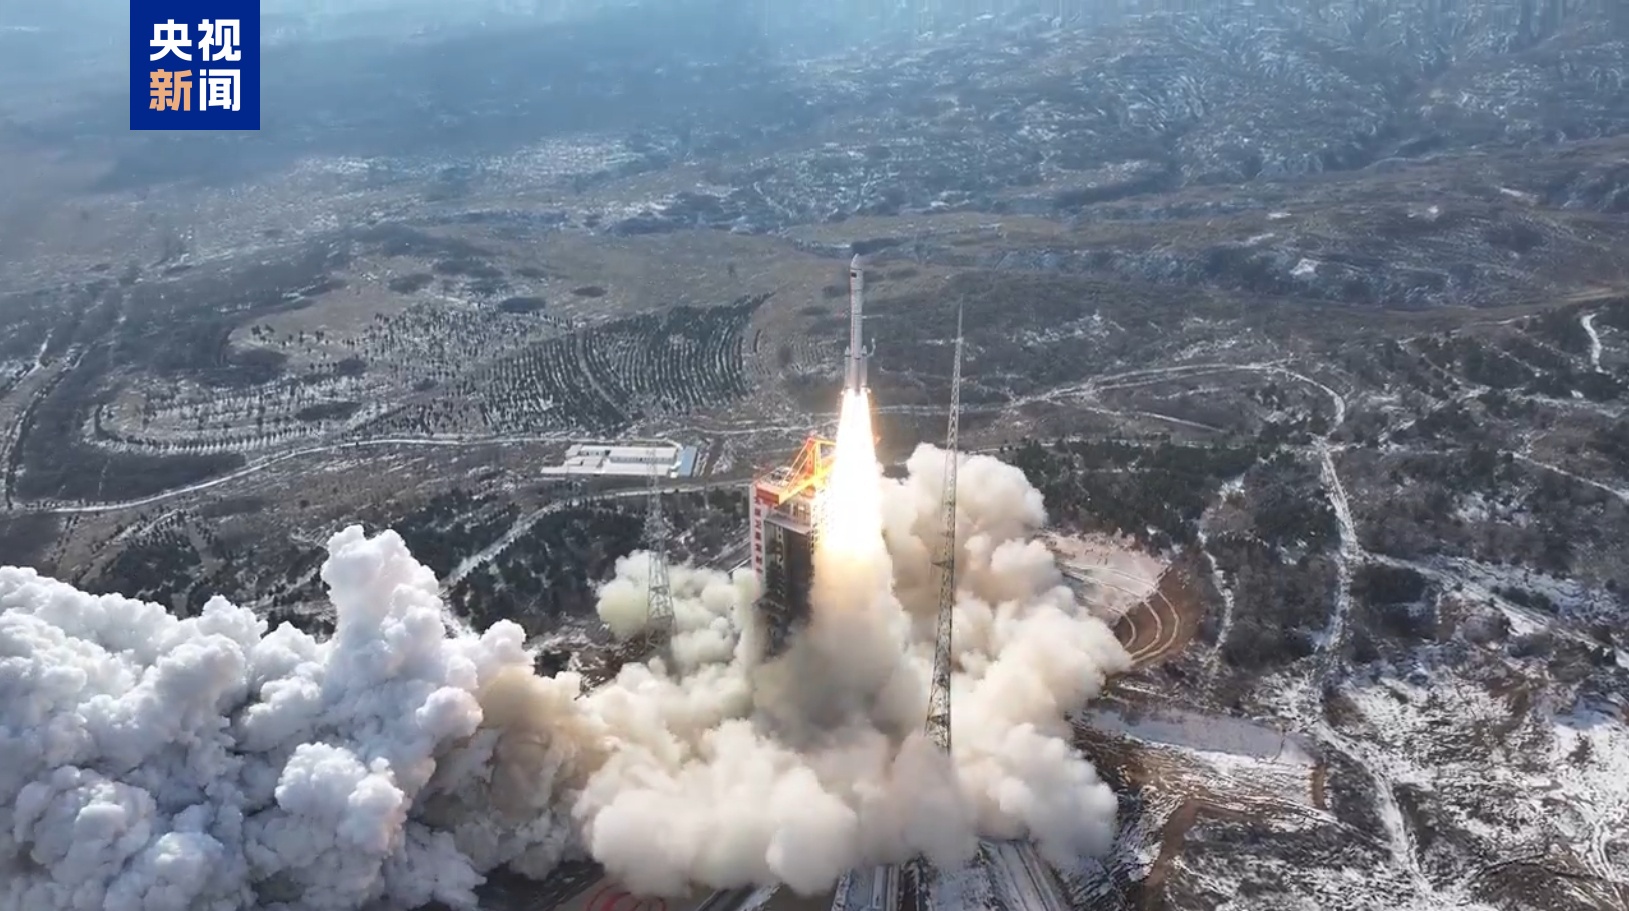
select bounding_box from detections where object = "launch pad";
[516,838,1070,911]
[503,250,1082,911]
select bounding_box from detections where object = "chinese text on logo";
[130,1,259,130]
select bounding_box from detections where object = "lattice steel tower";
[925,303,963,753]
[643,454,676,648]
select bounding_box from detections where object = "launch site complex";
[499,253,1133,911]
[6,4,1629,909]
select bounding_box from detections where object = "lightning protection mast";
[925,302,963,753]
[643,451,675,650]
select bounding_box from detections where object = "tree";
[1569,735,1593,767]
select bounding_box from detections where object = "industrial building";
[749,435,834,657]
[540,441,698,478]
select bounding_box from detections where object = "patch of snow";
[1291,258,1320,278]
[1581,312,1603,372]
[1454,490,1532,528]
[1340,674,1629,896]
[1313,436,1358,659]
[1454,491,1491,524]
[1425,554,1620,625]
[1086,705,1316,767]
[1200,472,1247,666]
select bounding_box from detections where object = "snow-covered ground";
[1334,669,1628,903]
[1085,705,1316,767]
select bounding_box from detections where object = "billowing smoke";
[0,443,1130,911]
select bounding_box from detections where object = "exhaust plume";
[0,435,1131,910]
[821,388,886,562]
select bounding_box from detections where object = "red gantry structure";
[749,434,835,657]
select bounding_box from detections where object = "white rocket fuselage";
[845,254,867,393]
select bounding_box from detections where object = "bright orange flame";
[819,389,884,563]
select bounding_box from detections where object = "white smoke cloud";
[0,445,1131,910]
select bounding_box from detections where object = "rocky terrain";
[0,2,1626,910]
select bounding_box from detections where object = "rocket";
[845,253,868,393]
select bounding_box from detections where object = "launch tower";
[747,252,868,658]
[750,435,835,657]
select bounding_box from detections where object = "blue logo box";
[130,0,260,130]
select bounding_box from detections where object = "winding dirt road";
[1110,567,1202,669]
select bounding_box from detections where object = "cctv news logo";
[130,0,260,130]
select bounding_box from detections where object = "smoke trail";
[0,444,1131,910]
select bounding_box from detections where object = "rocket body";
[846,254,867,393]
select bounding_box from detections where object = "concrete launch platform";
[488,839,1070,911]
[488,874,835,911]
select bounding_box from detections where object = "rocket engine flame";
[819,389,885,564]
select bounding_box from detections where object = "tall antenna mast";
[925,303,963,753]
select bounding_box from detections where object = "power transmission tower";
[643,453,675,649]
[925,303,963,753]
